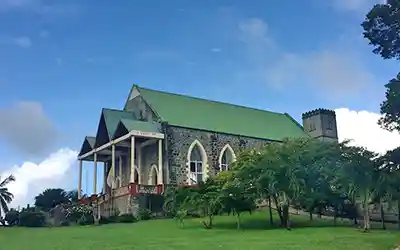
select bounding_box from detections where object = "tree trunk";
[333,205,338,226]
[363,199,370,232]
[380,202,386,230]
[273,196,284,226]
[309,211,313,221]
[397,201,400,230]
[282,205,291,230]
[236,210,241,230]
[268,197,273,226]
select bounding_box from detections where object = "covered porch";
[77,110,167,207]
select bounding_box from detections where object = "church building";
[77,85,338,215]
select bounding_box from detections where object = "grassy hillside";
[0,210,399,250]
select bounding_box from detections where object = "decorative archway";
[148,164,158,185]
[218,144,236,172]
[134,167,139,184]
[186,140,208,185]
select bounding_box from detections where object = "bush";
[19,211,46,227]
[66,204,93,223]
[138,208,152,220]
[60,220,70,227]
[77,216,94,226]
[5,210,19,226]
[117,213,137,223]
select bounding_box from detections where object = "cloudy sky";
[0,0,399,208]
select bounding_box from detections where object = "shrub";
[138,208,152,220]
[77,216,94,226]
[19,211,46,227]
[66,204,93,223]
[60,220,70,227]
[117,213,137,223]
[5,210,19,226]
[99,216,112,225]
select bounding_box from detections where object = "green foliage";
[138,208,152,220]
[379,73,400,131]
[362,1,400,60]
[5,209,19,226]
[65,204,93,224]
[0,174,15,218]
[117,214,137,223]
[18,211,46,227]
[34,188,70,212]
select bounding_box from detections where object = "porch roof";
[78,136,96,156]
[112,118,162,139]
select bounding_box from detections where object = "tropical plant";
[34,188,70,212]
[0,175,15,219]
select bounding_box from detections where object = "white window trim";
[186,139,208,185]
[218,144,237,172]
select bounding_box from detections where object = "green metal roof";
[85,136,96,148]
[120,119,161,133]
[78,136,96,156]
[112,119,162,139]
[102,108,136,139]
[134,85,308,141]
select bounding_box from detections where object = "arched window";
[187,140,208,185]
[134,168,139,184]
[149,164,158,185]
[218,144,236,172]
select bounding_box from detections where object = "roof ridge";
[102,107,131,113]
[138,86,285,116]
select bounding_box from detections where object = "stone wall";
[165,126,270,185]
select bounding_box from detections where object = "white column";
[103,162,107,194]
[111,144,116,189]
[78,160,82,199]
[130,136,135,183]
[158,139,163,184]
[93,153,97,194]
[118,155,122,186]
[138,147,142,184]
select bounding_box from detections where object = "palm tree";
[0,175,16,218]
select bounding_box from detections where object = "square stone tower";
[301,109,338,142]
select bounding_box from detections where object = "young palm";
[0,175,16,217]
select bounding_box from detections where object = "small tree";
[0,175,15,220]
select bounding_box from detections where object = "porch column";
[93,153,97,194]
[138,147,142,184]
[111,144,116,188]
[130,136,135,183]
[78,160,82,199]
[118,155,122,186]
[158,139,163,184]
[103,162,107,194]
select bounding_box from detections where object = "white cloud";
[1,148,78,208]
[331,0,385,13]
[0,101,58,156]
[335,108,400,154]
[211,48,222,53]
[237,18,374,96]
[0,0,80,16]
[0,36,32,48]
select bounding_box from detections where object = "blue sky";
[0,0,399,206]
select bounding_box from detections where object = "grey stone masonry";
[165,125,270,185]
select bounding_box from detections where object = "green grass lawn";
[0,211,399,250]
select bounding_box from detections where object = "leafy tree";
[215,171,256,229]
[0,175,15,219]
[185,179,224,229]
[34,188,70,212]
[340,146,380,232]
[379,73,400,131]
[362,0,400,60]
